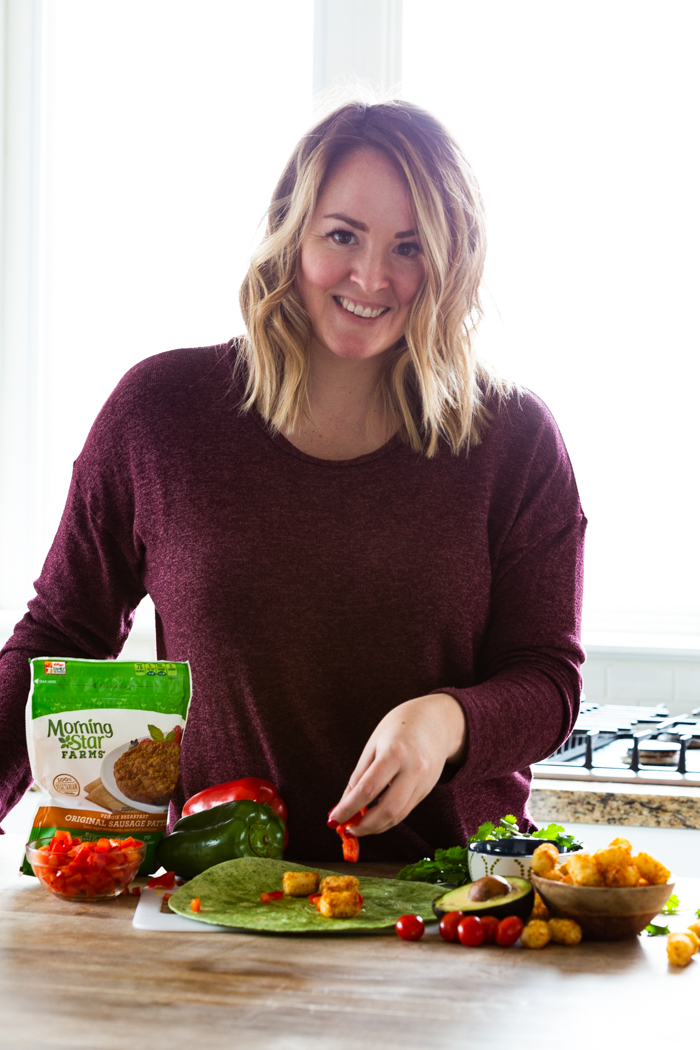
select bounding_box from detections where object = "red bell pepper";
[147,871,177,890]
[260,891,284,903]
[329,807,367,862]
[182,777,289,849]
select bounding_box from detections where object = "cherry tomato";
[495,915,524,946]
[480,915,500,943]
[457,915,485,947]
[439,910,464,943]
[396,914,425,941]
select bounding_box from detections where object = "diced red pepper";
[147,871,177,890]
[49,829,73,853]
[190,897,201,912]
[308,893,322,906]
[31,834,145,900]
[162,892,172,903]
[259,890,284,903]
[338,827,359,862]
[329,807,367,862]
[131,886,141,897]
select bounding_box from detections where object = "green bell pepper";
[157,799,285,879]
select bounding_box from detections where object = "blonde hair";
[238,100,508,456]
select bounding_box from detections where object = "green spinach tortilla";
[168,858,438,934]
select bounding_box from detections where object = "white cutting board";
[132,886,231,932]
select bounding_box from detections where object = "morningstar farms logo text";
[48,718,114,759]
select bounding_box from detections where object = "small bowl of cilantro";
[469,818,582,883]
[396,817,582,888]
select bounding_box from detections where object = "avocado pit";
[468,875,512,902]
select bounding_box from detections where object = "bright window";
[1,0,313,620]
[403,0,700,645]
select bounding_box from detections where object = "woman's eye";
[396,241,422,258]
[328,229,356,245]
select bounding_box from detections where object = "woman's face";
[296,148,426,362]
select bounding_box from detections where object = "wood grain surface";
[1,865,697,1050]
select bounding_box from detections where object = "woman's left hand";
[328,693,467,836]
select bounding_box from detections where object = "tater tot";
[318,890,362,918]
[608,837,632,851]
[541,867,565,882]
[633,852,671,886]
[594,844,633,876]
[531,842,559,876]
[687,920,700,940]
[529,891,550,922]
[282,871,319,896]
[548,918,582,946]
[602,863,640,888]
[566,852,604,887]
[686,929,700,951]
[521,920,552,949]
[318,875,359,894]
[667,932,696,967]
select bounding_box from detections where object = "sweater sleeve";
[435,394,586,784]
[0,470,147,828]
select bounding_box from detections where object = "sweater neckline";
[253,412,403,467]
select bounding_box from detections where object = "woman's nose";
[350,247,390,293]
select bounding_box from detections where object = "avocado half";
[433,877,534,922]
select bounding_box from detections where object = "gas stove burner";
[658,731,700,749]
[623,741,680,767]
[535,704,700,785]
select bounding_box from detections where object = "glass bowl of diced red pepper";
[26,831,146,901]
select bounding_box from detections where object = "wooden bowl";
[531,874,676,941]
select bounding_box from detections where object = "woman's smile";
[333,295,391,320]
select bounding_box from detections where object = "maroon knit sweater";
[0,342,585,860]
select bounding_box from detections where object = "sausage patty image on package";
[23,658,191,876]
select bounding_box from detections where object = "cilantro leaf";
[661,894,680,915]
[468,821,496,842]
[533,823,565,840]
[396,846,471,885]
[645,922,670,936]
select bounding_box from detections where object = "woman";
[0,101,585,860]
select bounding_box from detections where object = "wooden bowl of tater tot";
[530,837,675,940]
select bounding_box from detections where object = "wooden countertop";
[1,862,698,1049]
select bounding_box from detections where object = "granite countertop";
[530,778,700,829]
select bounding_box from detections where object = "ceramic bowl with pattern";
[467,838,582,882]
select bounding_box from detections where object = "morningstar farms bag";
[23,658,191,876]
